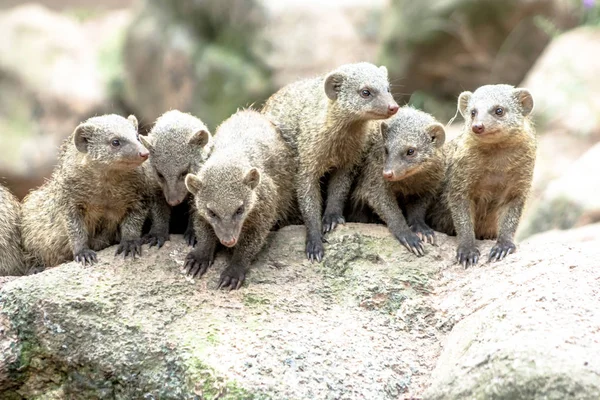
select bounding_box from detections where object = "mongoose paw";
[183,228,197,247]
[74,249,97,266]
[143,232,169,249]
[322,213,346,234]
[218,265,246,291]
[394,230,425,257]
[184,250,213,278]
[410,223,436,246]
[456,244,480,268]
[306,236,325,263]
[488,239,516,262]
[115,239,143,260]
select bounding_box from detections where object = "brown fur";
[0,184,27,275]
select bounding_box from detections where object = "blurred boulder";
[379,0,579,120]
[0,4,131,199]
[122,0,273,130]
[522,26,600,140]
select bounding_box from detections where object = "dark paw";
[488,239,516,262]
[410,222,436,245]
[184,250,214,278]
[115,239,143,259]
[143,232,169,249]
[183,228,197,247]
[74,248,97,266]
[218,265,246,290]
[394,230,425,257]
[306,235,325,263]
[322,212,345,234]
[456,243,480,268]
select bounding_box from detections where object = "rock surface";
[1,223,598,399]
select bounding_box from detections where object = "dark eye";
[387,87,391,93]
[384,147,389,156]
[235,205,244,216]
[495,107,504,116]
[111,139,121,147]
[179,170,188,179]
[136,133,140,141]
[207,209,217,219]
[406,148,415,156]
[156,172,165,181]
[360,89,371,98]
[470,109,477,118]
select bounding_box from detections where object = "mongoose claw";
[183,228,197,247]
[488,240,516,262]
[184,251,213,278]
[218,266,245,291]
[322,213,346,234]
[410,223,436,246]
[456,244,480,269]
[306,236,325,263]
[395,230,425,257]
[74,248,97,266]
[143,232,169,249]
[115,239,143,260]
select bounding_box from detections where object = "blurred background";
[0,0,598,240]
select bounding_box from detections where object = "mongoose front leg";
[66,207,96,265]
[143,196,171,248]
[406,195,436,245]
[116,203,146,259]
[488,198,525,262]
[183,208,197,247]
[451,197,479,268]
[297,174,325,263]
[322,167,355,233]
[368,187,424,256]
[219,220,271,291]
[185,217,217,278]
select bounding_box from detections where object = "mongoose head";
[458,84,534,144]
[324,62,399,121]
[73,114,149,168]
[381,107,445,181]
[140,110,212,206]
[185,161,260,248]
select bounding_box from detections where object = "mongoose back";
[351,107,445,256]
[428,84,536,267]
[140,110,212,247]
[0,184,27,275]
[21,114,151,269]
[185,110,296,290]
[262,62,399,262]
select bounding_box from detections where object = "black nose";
[472,123,485,134]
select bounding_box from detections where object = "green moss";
[243,293,271,307]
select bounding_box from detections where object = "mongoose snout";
[471,123,485,134]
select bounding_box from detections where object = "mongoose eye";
[111,139,121,147]
[387,86,391,93]
[360,89,371,98]
[179,170,188,179]
[156,171,165,181]
[207,209,217,219]
[495,107,504,116]
[470,109,477,118]
[235,205,245,216]
[406,148,415,156]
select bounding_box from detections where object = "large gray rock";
[1,223,599,398]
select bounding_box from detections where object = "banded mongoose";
[428,84,536,267]
[185,110,296,290]
[0,184,27,275]
[350,107,445,256]
[262,62,399,262]
[21,114,151,269]
[139,110,212,248]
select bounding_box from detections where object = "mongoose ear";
[379,65,388,76]
[380,122,389,141]
[184,173,202,195]
[457,91,472,118]
[324,72,344,101]
[73,123,95,153]
[188,129,210,148]
[513,88,534,116]
[138,135,154,152]
[427,123,446,148]
[127,115,139,131]
[243,168,261,190]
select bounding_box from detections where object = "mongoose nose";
[383,170,394,180]
[167,198,182,207]
[221,238,237,247]
[388,104,399,115]
[472,123,485,134]
[139,150,149,159]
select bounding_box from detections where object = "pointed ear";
[127,115,139,131]
[188,129,210,148]
[513,88,534,116]
[379,65,388,76]
[73,123,95,153]
[427,123,446,148]
[243,168,260,190]
[380,122,389,141]
[138,135,154,153]
[185,173,202,195]
[324,72,344,101]
[457,91,472,118]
